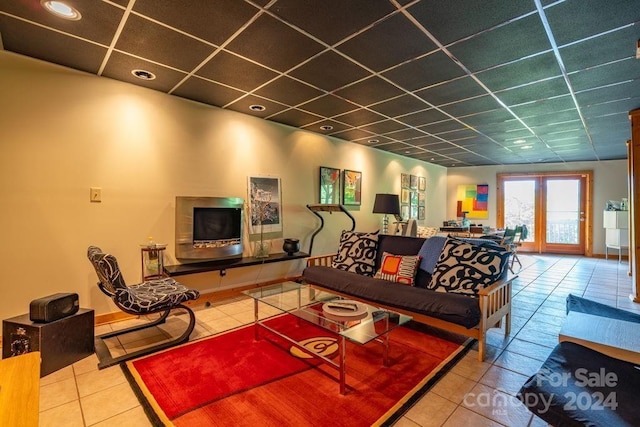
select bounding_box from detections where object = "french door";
[497,172,591,255]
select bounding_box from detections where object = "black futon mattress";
[302,265,481,329]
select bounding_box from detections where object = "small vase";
[254,241,270,258]
[283,238,300,256]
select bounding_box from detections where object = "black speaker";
[29,293,79,323]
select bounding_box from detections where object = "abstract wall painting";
[456,184,489,219]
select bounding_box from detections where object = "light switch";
[90,187,102,203]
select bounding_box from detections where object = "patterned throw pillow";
[331,230,379,276]
[428,237,510,296]
[374,252,422,285]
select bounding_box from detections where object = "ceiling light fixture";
[131,69,156,80]
[513,139,527,144]
[41,1,81,20]
[319,125,333,131]
[521,145,533,150]
[249,104,266,112]
[367,139,379,144]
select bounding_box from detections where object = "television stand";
[164,251,309,277]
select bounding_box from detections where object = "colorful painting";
[342,170,362,205]
[456,184,489,219]
[319,166,340,204]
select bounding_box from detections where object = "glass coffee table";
[243,282,412,394]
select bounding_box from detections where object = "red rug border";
[122,321,475,427]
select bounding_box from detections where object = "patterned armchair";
[87,246,200,369]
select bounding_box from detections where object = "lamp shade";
[372,193,400,215]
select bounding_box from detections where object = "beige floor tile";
[76,364,126,398]
[115,325,170,345]
[94,324,113,336]
[403,391,458,426]
[462,383,533,427]
[479,365,529,396]
[39,400,84,427]
[393,416,421,427]
[40,377,78,412]
[443,406,505,427]
[231,309,259,324]
[195,306,228,321]
[91,406,152,427]
[73,354,100,376]
[210,316,244,332]
[431,371,477,404]
[80,382,140,426]
[493,350,543,377]
[450,353,492,381]
[40,365,74,386]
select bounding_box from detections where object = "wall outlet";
[90,187,102,203]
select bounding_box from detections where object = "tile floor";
[37,254,638,427]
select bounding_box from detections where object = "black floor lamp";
[373,193,400,234]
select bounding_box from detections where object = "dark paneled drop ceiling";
[1,0,639,166]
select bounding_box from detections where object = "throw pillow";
[331,230,379,276]
[428,237,510,296]
[374,252,421,285]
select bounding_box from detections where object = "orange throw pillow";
[374,252,421,285]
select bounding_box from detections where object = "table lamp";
[373,193,400,234]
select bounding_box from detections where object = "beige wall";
[0,51,447,322]
[446,160,629,255]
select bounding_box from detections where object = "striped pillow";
[374,252,421,286]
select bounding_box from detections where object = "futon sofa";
[302,233,515,361]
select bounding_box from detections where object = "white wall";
[0,51,447,322]
[446,160,628,255]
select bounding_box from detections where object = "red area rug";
[123,314,472,426]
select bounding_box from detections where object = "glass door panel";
[545,179,579,244]
[542,178,585,254]
[503,179,536,251]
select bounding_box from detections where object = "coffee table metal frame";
[243,281,411,394]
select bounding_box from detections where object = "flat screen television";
[175,196,244,261]
[193,207,242,243]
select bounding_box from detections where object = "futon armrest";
[306,254,336,267]
[477,274,516,296]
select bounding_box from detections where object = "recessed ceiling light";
[320,125,333,131]
[521,145,533,150]
[430,158,435,161]
[131,69,156,80]
[41,1,81,20]
[249,104,266,112]
[513,139,527,144]
[367,139,379,144]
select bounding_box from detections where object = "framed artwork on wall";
[401,188,410,204]
[319,166,340,204]
[248,175,283,236]
[410,175,418,190]
[401,173,410,189]
[418,176,426,191]
[342,170,362,205]
[401,204,409,220]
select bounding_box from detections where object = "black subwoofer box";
[29,292,79,323]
